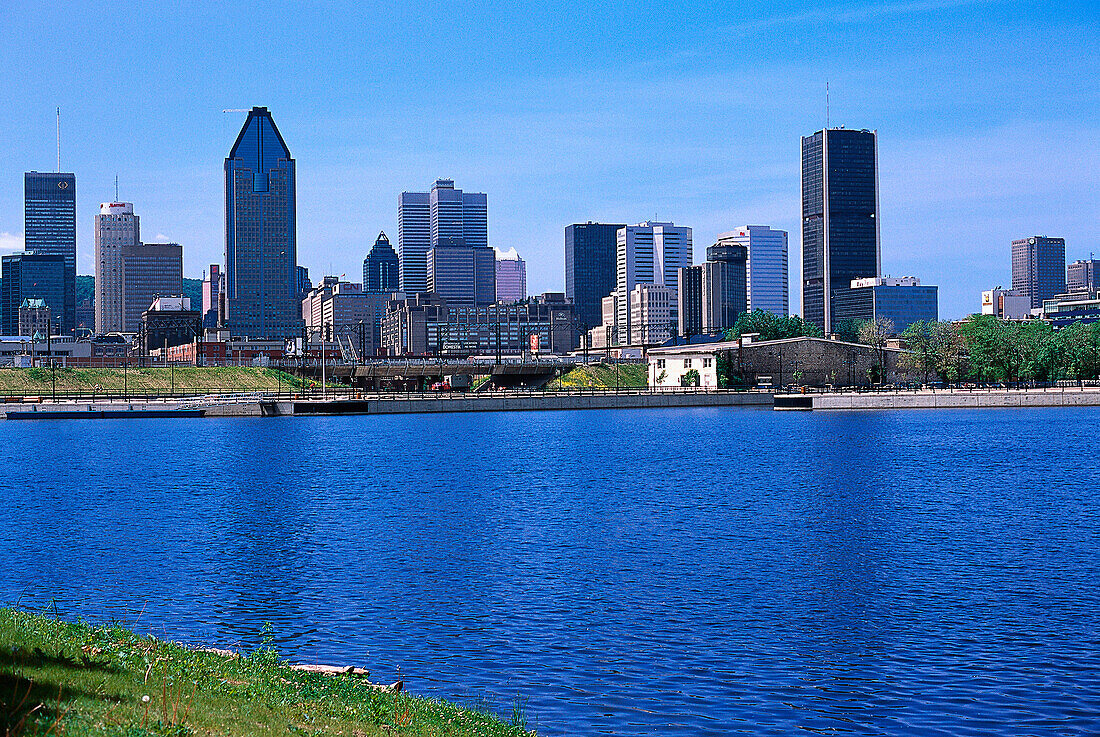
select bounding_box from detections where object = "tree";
[857,316,894,383]
[724,310,823,341]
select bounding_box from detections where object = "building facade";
[363,231,400,293]
[301,278,389,357]
[1,252,66,336]
[616,222,692,345]
[122,242,183,333]
[24,172,76,334]
[94,202,140,334]
[383,292,575,357]
[201,264,223,328]
[1066,258,1099,293]
[629,284,672,345]
[981,287,1031,320]
[717,225,788,316]
[565,222,624,333]
[801,129,880,333]
[495,248,526,302]
[831,276,939,333]
[1011,235,1066,311]
[398,179,488,296]
[224,107,301,339]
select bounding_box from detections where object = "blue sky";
[1,0,1097,318]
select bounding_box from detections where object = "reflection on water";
[2,408,1099,736]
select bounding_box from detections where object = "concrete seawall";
[798,388,1100,411]
[2,392,773,419]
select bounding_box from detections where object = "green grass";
[0,608,533,736]
[0,368,305,395]
[546,363,648,390]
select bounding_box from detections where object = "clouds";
[0,232,24,251]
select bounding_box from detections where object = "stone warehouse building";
[648,334,917,389]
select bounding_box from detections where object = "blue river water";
[1,407,1098,735]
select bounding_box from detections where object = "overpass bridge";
[278,358,584,390]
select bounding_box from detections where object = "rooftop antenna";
[56,107,61,172]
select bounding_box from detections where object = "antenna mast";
[56,107,61,172]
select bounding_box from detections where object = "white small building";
[982,288,1030,319]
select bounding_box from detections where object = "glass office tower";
[224,107,302,340]
[565,222,625,334]
[24,172,76,334]
[801,129,880,334]
[363,232,400,293]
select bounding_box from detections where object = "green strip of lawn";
[0,609,533,736]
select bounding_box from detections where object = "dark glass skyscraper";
[363,231,400,293]
[1,252,66,336]
[801,129,880,333]
[24,172,76,334]
[1012,236,1066,310]
[565,222,625,332]
[224,107,302,339]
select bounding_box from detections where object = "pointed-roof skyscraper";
[363,231,400,293]
[224,106,303,339]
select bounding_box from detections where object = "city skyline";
[0,2,1097,320]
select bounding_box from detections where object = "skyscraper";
[363,231,400,293]
[801,129,880,333]
[495,248,526,302]
[616,222,692,345]
[24,172,76,334]
[94,202,141,334]
[565,222,624,333]
[398,179,488,296]
[123,242,183,332]
[224,106,301,339]
[1012,236,1066,310]
[1,252,66,336]
[1067,259,1100,293]
[717,225,788,316]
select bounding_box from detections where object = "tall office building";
[1067,259,1100,293]
[717,225,788,315]
[565,222,624,333]
[1011,236,1066,310]
[224,107,301,339]
[1,252,66,336]
[702,240,748,331]
[398,179,488,296]
[24,172,76,334]
[94,202,141,334]
[201,264,223,328]
[801,129,880,333]
[616,222,692,345]
[363,231,400,293]
[677,241,748,337]
[427,244,495,307]
[123,243,183,332]
[495,248,526,302]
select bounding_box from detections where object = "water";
[2,407,1098,735]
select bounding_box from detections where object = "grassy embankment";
[0,608,533,736]
[0,367,305,396]
[546,363,648,390]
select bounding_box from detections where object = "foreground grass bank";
[546,363,647,390]
[0,609,533,736]
[0,367,305,395]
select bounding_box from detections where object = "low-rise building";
[832,277,938,333]
[382,292,576,357]
[982,287,1031,320]
[648,334,916,389]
